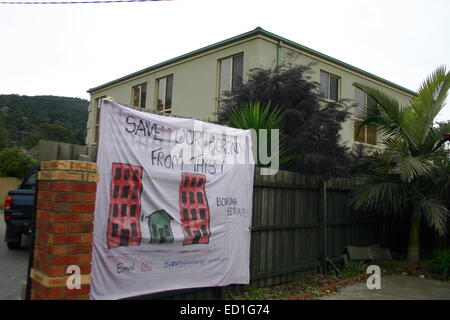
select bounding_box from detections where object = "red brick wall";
[30,160,97,300]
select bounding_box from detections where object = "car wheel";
[7,241,21,250]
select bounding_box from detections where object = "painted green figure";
[146,210,174,244]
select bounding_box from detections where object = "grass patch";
[333,261,367,278]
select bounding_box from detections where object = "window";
[157,75,173,113]
[354,87,376,118]
[94,96,106,144]
[354,87,377,145]
[354,120,377,145]
[218,53,243,99]
[320,70,339,101]
[132,83,147,108]
[22,171,36,189]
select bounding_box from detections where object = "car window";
[22,172,37,189]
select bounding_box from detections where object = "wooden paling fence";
[132,169,378,300]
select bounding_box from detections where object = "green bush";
[0,147,38,178]
[227,101,295,167]
[430,249,450,278]
[338,261,367,278]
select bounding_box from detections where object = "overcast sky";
[0,0,449,121]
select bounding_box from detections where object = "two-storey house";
[86,27,415,150]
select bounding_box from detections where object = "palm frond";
[409,65,450,146]
[419,198,449,236]
[397,155,440,182]
[353,148,398,178]
[227,101,295,166]
[350,180,409,215]
[353,83,403,138]
[385,138,441,182]
[228,101,284,130]
[422,127,445,154]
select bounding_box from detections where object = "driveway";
[0,210,31,300]
[319,274,450,300]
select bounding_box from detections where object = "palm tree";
[350,66,450,266]
[226,101,295,167]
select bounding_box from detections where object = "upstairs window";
[354,87,378,145]
[320,70,339,101]
[132,83,147,108]
[218,54,243,99]
[354,87,376,118]
[157,75,173,113]
[354,120,377,145]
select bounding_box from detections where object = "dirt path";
[319,275,450,300]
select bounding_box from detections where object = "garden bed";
[227,264,368,300]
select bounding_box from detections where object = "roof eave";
[87,27,417,97]
[87,28,263,94]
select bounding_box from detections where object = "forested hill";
[0,94,89,150]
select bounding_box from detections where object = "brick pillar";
[30,160,97,300]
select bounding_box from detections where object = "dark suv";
[3,169,37,249]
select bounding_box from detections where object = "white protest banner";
[90,99,255,300]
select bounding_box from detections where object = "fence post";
[29,160,97,300]
[318,181,327,273]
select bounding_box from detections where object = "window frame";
[217,53,244,108]
[21,170,37,190]
[354,120,378,145]
[320,70,340,101]
[156,74,173,114]
[131,82,147,109]
[353,87,378,146]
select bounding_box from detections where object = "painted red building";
[107,163,143,249]
[179,173,211,245]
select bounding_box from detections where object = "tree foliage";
[0,94,88,150]
[350,65,450,264]
[436,120,450,134]
[218,63,354,177]
[0,147,38,178]
[0,115,6,150]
